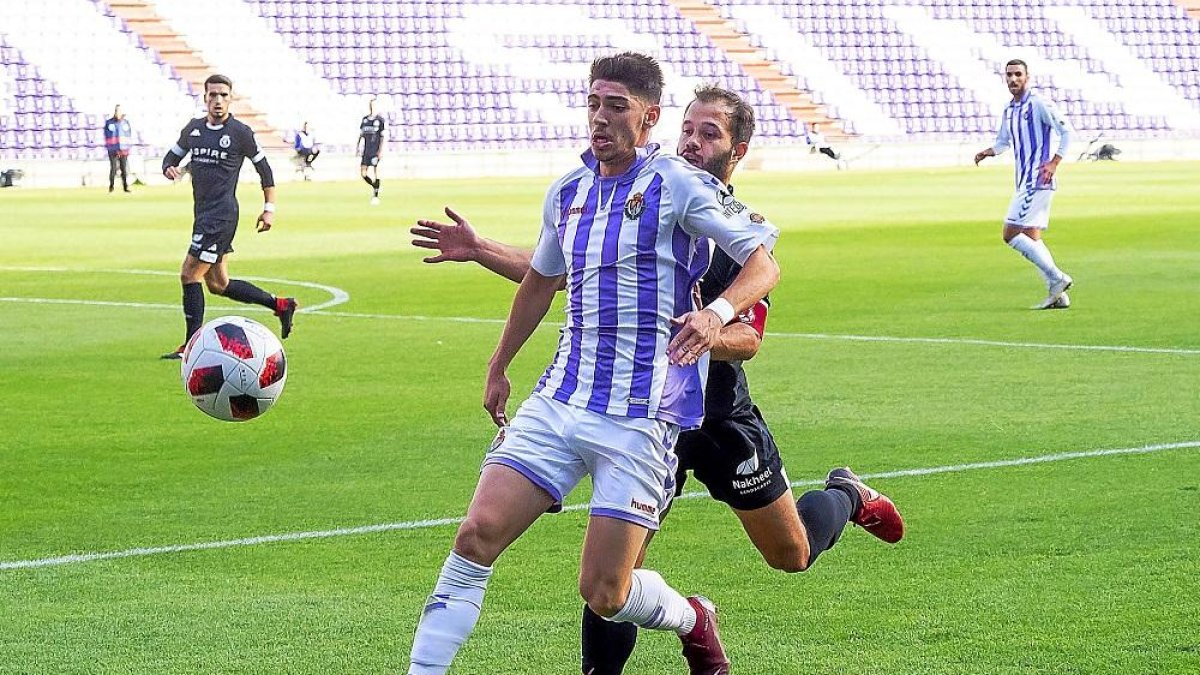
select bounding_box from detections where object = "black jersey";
[167,115,272,224]
[699,246,770,420]
[360,115,385,154]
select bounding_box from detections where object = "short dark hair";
[204,74,233,91]
[688,85,755,146]
[589,52,664,104]
[1005,59,1028,73]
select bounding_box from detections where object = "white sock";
[606,569,697,635]
[1008,233,1063,283]
[408,551,493,675]
[1031,239,1066,283]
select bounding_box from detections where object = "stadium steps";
[1173,0,1200,20]
[104,0,290,150]
[666,0,851,138]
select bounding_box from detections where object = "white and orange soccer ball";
[180,316,287,422]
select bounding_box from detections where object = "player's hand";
[411,207,482,263]
[256,210,273,233]
[1038,159,1059,185]
[483,368,511,427]
[164,166,182,181]
[667,308,725,365]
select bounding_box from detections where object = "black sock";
[183,282,204,343]
[796,488,854,566]
[222,279,276,309]
[373,178,381,196]
[581,604,637,675]
[361,175,374,188]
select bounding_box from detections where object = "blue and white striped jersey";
[529,144,779,429]
[991,90,1072,191]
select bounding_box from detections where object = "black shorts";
[189,220,236,263]
[360,151,380,168]
[674,405,790,511]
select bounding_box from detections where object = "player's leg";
[202,235,298,338]
[411,394,585,675]
[119,155,130,191]
[408,464,557,675]
[580,523,659,674]
[108,154,118,192]
[371,162,382,200]
[360,163,374,189]
[582,415,728,674]
[1002,190,1071,306]
[162,253,212,358]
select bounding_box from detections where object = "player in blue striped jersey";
[407,53,782,675]
[411,85,905,675]
[975,59,1075,309]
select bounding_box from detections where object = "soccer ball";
[180,315,287,422]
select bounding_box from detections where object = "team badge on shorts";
[219,134,231,149]
[624,192,645,220]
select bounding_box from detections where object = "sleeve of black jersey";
[241,124,275,188]
[161,121,191,174]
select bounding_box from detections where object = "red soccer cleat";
[679,596,730,675]
[826,467,905,544]
[274,297,297,339]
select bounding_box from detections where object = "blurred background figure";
[103,104,133,193]
[294,121,320,180]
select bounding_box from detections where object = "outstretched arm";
[411,207,534,283]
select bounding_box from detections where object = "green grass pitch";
[1,161,1198,673]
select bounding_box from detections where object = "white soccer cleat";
[1033,291,1071,310]
[370,196,380,206]
[1047,274,1073,302]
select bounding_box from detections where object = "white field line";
[3,294,1198,355]
[2,439,1197,572]
[0,266,349,312]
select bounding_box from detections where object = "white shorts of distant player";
[484,391,680,531]
[1004,188,1055,229]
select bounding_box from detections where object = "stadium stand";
[1,0,1198,163]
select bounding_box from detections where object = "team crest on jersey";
[749,213,765,224]
[624,192,645,220]
[189,129,201,137]
[219,134,231,148]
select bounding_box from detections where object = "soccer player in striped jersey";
[160,74,295,359]
[407,53,782,675]
[411,85,904,675]
[974,59,1075,309]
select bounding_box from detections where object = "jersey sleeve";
[1037,97,1072,158]
[170,121,192,157]
[530,179,568,277]
[991,110,1012,156]
[665,159,779,265]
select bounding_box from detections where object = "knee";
[762,543,811,573]
[204,278,227,295]
[452,516,504,567]
[578,575,628,618]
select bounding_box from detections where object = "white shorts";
[1004,188,1055,229]
[484,392,680,531]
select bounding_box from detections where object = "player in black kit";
[410,85,906,675]
[160,74,296,360]
[357,97,385,205]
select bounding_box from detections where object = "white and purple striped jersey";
[529,144,779,430]
[991,90,1072,192]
